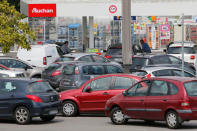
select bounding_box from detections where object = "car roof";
[133,54,169,59]
[169,41,196,47]
[63,53,99,58]
[88,73,142,81]
[141,66,185,72]
[144,76,197,83]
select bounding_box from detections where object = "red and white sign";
[29,4,56,17]
[109,5,117,14]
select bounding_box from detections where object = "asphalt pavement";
[0,116,197,131]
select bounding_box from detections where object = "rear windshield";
[63,64,76,75]
[168,47,195,54]
[184,81,197,96]
[56,57,75,62]
[132,57,147,66]
[45,63,61,72]
[27,82,53,93]
[106,49,122,55]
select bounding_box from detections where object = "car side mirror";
[122,91,127,96]
[103,50,107,53]
[163,49,167,53]
[85,86,92,93]
[24,66,28,71]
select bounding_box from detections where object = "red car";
[105,76,197,129]
[59,74,142,117]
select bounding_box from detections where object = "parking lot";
[0,116,197,131]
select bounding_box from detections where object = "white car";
[132,66,195,78]
[0,70,25,78]
[166,41,197,64]
[17,44,63,67]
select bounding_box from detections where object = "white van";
[17,44,63,67]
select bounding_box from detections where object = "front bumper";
[31,100,62,117]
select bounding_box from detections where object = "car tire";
[110,107,127,125]
[166,111,181,129]
[14,106,31,124]
[62,101,78,117]
[40,115,55,122]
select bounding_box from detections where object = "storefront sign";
[160,25,170,40]
[29,4,56,17]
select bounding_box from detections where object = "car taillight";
[105,55,112,59]
[146,74,151,78]
[26,95,42,103]
[75,67,79,75]
[190,55,195,59]
[180,100,190,109]
[51,70,61,77]
[43,57,47,65]
[96,53,102,55]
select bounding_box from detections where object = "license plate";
[49,109,58,115]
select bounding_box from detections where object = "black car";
[130,54,196,75]
[43,61,124,91]
[0,78,61,124]
[104,43,142,64]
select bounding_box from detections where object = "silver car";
[0,70,25,78]
[55,53,121,66]
[132,66,195,78]
[0,57,43,78]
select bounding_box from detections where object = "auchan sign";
[28,4,56,17]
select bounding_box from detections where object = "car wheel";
[40,115,55,122]
[62,101,78,117]
[110,107,127,125]
[15,106,31,124]
[166,111,181,129]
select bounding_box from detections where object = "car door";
[145,80,169,120]
[77,77,113,112]
[0,81,16,117]
[120,80,150,119]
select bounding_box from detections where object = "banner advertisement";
[160,24,170,40]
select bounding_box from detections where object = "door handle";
[103,92,109,95]
[163,99,167,102]
[27,60,31,61]
[47,56,52,57]
[140,99,144,102]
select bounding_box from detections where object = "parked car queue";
[0,43,197,129]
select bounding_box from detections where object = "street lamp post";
[181,13,184,77]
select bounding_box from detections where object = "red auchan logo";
[29,4,56,17]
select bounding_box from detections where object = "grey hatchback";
[58,61,124,91]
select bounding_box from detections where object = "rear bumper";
[31,100,62,117]
[178,109,197,120]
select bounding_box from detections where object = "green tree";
[0,0,35,53]
[7,0,20,12]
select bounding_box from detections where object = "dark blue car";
[0,78,61,124]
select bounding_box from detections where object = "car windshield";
[27,82,54,93]
[184,81,197,96]
[132,57,147,66]
[106,49,122,55]
[168,47,195,54]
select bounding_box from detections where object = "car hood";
[59,89,80,97]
